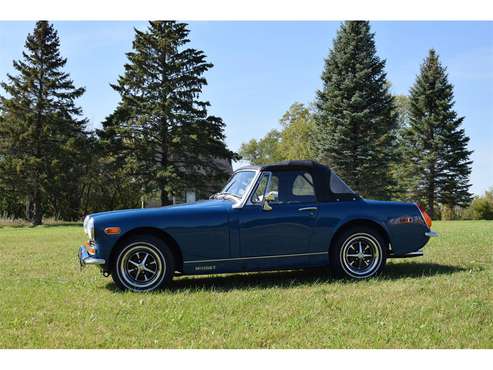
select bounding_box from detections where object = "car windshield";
[221,170,256,198]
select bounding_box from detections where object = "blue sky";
[0,21,492,195]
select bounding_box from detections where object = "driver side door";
[237,170,319,260]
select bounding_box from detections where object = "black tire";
[330,225,387,279]
[111,234,175,292]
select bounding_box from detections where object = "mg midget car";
[78,160,437,292]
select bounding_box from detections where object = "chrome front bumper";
[78,245,105,268]
[425,230,439,237]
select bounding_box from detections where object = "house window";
[186,191,196,203]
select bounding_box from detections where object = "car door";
[237,170,319,258]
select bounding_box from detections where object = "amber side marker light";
[417,204,433,228]
[84,241,96,255]
[104,227,121,235]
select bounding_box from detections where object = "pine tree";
[104,21,235,205]
[391,95,414,200]
[403,49,472,218]
[0,21,87,224]
[314,21,397,199]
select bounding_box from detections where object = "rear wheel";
[330,226,386,279]
[111,235,175,292]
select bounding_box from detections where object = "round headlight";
[84,216,95,240]
[83,215,89,233]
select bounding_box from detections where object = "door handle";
[298,207,318,212]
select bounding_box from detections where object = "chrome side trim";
[184,251,327,264]
[425,231,438,237]
[298,207,318,212]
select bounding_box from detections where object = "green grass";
[0,221,491,348]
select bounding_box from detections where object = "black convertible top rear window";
[330,172,354,194]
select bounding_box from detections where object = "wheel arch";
[107,227,184,273]
[329,218,391,253]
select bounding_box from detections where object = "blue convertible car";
[78,160,437,291]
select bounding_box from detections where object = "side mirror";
[262,198,272,211]
[261,191,275,212]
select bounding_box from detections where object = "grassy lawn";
[0,221,491,348]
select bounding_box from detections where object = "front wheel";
[330,226,387,279]
[111,235,175,292]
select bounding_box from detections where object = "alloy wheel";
[340,233,382,277]
[119,243,165,290]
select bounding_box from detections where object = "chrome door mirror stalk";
[261,172,273,212]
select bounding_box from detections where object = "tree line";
[0,21,236,225]
[240,21,478,220]
[0,21,483,224]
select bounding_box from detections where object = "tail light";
[417,203,432,228]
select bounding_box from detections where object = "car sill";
[184,251,328,264]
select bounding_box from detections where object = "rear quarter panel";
[313,199,430,256]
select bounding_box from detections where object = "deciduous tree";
[239,103,316,165]
[278,102,316,161]
[239,130,282,165]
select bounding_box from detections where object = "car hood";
[88,199,234,223]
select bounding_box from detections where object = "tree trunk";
[25,197,33,221]
[427,168,436,219]
[158,51,172,208]
[32,187,43,226]
[159,112,171,206]
[32,48,45,226]
[160,185,171,206]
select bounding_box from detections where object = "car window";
[251,173,279,203]
[292,173,315,196]
[271,171,316,204]
[268,176,280,202]
[330,171,354,194]
[251,174,269,203]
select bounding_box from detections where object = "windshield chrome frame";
[229,168,261,209]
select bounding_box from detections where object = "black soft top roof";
[238,160,356,202]
[261,160,330,172]
[239,160,330,171]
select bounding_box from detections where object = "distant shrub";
[461,188,493,220]
[440,206,456,220]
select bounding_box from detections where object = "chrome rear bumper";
[425,230,438,237]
